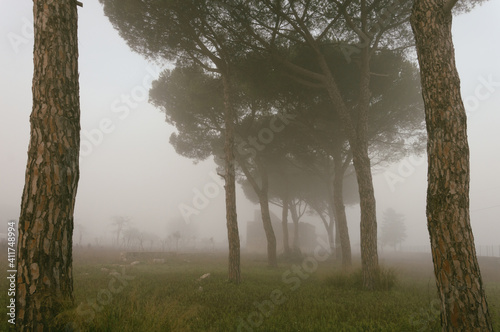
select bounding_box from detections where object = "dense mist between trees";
[2,0,499,330]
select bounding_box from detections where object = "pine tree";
[380,208,407,251]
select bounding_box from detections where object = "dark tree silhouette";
[230,0,416,289]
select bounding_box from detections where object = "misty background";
[1,1,499,249]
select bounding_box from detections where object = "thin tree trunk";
[222,73,241,283]
[259,195,278,267]
[290,202,301,255]
[281,192,291,257]
[352,46,378,289]
[311,202,332,250]
[257,160,277,267]
[262,5,381,288]
[317,205,335,258]
[329,207,339,260]
[328,216,335,256]
[326,184,341,262]
[325,162,340,261]
[332,148,352,268]
[411,1,493,330]
[351,139,378,288]
[16,1,80,330]
[317,52,378,289]
[237,158,277,267]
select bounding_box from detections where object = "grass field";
[1,247,499,331]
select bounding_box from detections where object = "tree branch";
[274,55,326,83]
[282,73,326,89]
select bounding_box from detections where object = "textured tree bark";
[281,193,291,257]
[411,1,493,330]
[332,148,352,268]
[222,73,241,283]
[16,1,80,330]
[352,47,378,289]
[351,140,378,288]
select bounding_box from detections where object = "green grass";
[1,249,499,331]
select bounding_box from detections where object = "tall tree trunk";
[16,1,80,330]
[353,46,378,289]
[281,192,291,257]
[317,52,378,289]
[222,73,241,284]
[332,148,352,268]
[411,1,492,330]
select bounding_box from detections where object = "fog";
[1,1,499,250]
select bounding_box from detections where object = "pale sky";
[1,1,499,248]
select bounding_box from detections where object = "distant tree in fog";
[160,237,169,252]
[146,233,160,250]
[100,0,427,289]
[151,59,287,268]
[380,208,407,251]
[232,0,418,290]
[137,231,146,251]
[238,46,423,266]
[172,231,181,253]
[74,223,86,246]
[100,0,243,283]
[123,227,140,250]
[110,216,130,247]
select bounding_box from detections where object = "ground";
[1,247,499,331]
